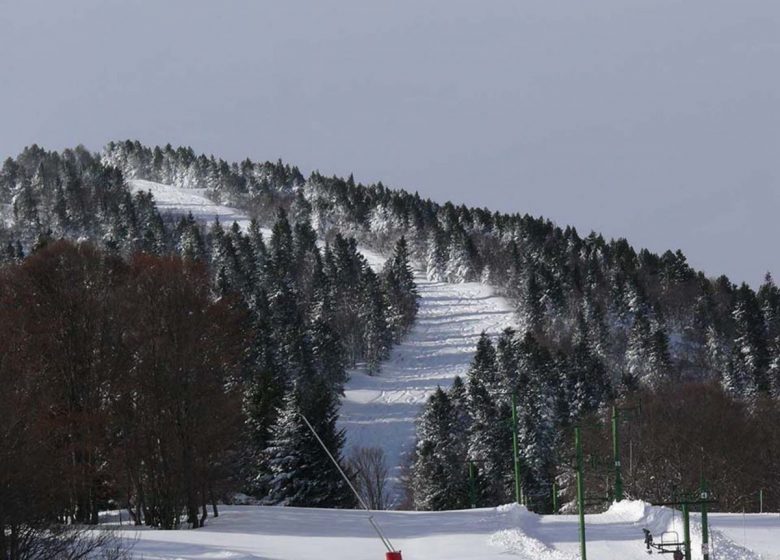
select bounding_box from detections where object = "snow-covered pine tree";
[260,386,355,508]
[425,228,448,282]
[466,333,512,505]
[361,267,391,375]
[514,332,557,506]
[445,229,477,283]
[243,219,266,286]
[176,213,206,261]
[382,236,419,340]
[724,283,769,401]
[410,388,469,510]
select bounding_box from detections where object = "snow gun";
[299,412,403,560]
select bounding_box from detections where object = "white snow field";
[128,179,253,230]
[107,501,777,560]
[338,270,516,504]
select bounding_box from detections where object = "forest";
[0,145,418,558]
[1,140,778,555]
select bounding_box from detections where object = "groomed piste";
[103,501,774,560]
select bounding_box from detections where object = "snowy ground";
[106,501,777,560]
[338,266,516,504]
[128,179,253,230]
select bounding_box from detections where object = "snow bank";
[489,530,578,560]
[602,499,652,523]
[599,500,761,560]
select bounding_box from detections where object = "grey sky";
[1,0,778,285]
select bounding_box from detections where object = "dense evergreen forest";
[1,139,778,544]
[97,141,780,513]
[0,144,418,556]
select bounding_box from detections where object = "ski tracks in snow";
[126,180,518,505]
[339,264,517,504]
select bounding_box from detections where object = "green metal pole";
[511,394,522,506]
[468,461,476,509]
[701,480,710,560]
[612,405,623,502]
[469,461,477,509]
[682,503,691,560]
[760,489,764,513]
[575,427,587,560]
[552,480,558,514]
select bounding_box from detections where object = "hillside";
[340,271,515,504]
[128,178,517,503]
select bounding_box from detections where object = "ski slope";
[117,181,779,559]
[128,179,518,504]
[105,501,776,560]
[338,268,516,504]
[128,179,253,230]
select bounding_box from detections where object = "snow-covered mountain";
[128,179,516,503]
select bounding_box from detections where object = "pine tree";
[724,283,769,400]
[515,333,557,505]
[382,236,419,340]
[362,268,391,375]
[625,310,671,389]
[177,213,206,261]
[446,230,476,283]
[410,388,469,510]
[466,334,512,505]
[260,387,355,507]
[425,229,448,282]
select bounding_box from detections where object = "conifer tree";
[261,386,354,508]
[724,284,769,400]
[410,388,469,510]
[362,268,391,374]
[425,229,448,282]
[466,334,511,505]
[382,236,419,340]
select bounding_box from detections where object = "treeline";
[101,140,780,513]
[408,329,780,512]
[562,384,780,513]
[409,330,582,511]
[0,236,416,547]
[103,140,780,403]
[0,143,419,541]
[0,144,164,257]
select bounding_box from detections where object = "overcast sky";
[1,0,778,285]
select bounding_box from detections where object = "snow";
[338,263,517,504]
[104,501,778,560]
[128,179,254,230]
[708,513,780,560]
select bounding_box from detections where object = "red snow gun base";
[385,552,403,560]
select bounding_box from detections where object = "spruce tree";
[725,283,769,400]
[410,388,469,510]
[466,333,511,505]
[261,386,354,508]
[382,236,419,340]
[361,268,391,375]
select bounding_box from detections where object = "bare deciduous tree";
[348,446,389,510]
